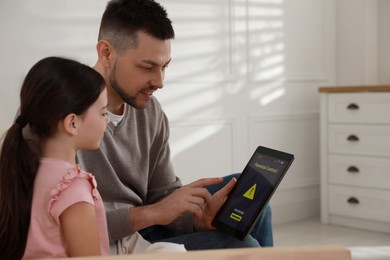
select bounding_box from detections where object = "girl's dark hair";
[0,56,105,259]
[98,0,175,54]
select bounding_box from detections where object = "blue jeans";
[139,173,273,250]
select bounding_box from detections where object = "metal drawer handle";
[347,166,359,173]
[347,197,360,205]
[347,135,359,142]
[347,103,359,110]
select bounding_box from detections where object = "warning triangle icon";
[243,183,257,200]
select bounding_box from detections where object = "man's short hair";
[98,0,175,54]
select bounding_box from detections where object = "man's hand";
[193,177,237,231]
[130,177,226,231]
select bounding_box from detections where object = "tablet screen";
[212,146,294,240]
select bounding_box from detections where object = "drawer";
[328,154,390,189]
[328,124,390,156]
[328,185,390,223]
[328,92,390,124]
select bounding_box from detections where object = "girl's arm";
[60,202,101,256]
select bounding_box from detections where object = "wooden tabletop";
[319,85,390,93]
[51,245,351,260]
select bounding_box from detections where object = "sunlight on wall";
[159,1,236,161]
[160,0,286,162]
[260,87,285,106]
[249,79,285,106]
[247,0,286,106]
[164,1,232,83]
[162,83,223,120]
[171,124,224,157]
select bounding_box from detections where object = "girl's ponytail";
[0,119,40,260]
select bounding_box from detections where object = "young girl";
[0,56,110,259]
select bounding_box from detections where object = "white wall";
[0,0,386,224]
[335,0,378,85]
[378,0,390,84]
[0,0,107,134]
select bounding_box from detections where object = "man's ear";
[96,40,114,68]
[62,113,78,136]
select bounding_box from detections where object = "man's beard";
[109,64,140,109]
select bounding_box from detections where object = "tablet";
[211,145,294,240]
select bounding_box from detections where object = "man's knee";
[238,235,260,248]
[262,203,272,219]
[251,203,274,247]
[201,232,260,249]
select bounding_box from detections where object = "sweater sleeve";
[146,106,195,234]
[76,150,136,243]
[106,206,133,242]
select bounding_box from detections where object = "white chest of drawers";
[320,86,390,233]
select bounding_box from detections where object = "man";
[77,0,273,254]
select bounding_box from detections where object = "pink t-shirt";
[23,158,110,259]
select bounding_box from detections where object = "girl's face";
[77,87,109,150]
